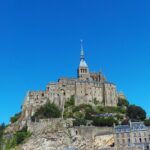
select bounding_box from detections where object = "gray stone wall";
[75,126,113,139]
[104,83,118,107]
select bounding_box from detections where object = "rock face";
[15,119,114,150]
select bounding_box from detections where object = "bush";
[92,117,118,127]
[96,106,126,114]
[64,95,75,108]
[127,105,146,121]
[15,126,31,145]
[5,125,31,149]
[63,110,73,119]
[32,101,61,121]
[93,98,100,105]
[144,119,150,126]
[73,118,87,126]
[10,112,21,123]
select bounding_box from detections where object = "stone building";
[21,43,118,122]
[114,121,150,150]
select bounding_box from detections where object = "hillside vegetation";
[0,96,150,150]
[63,96,148,126]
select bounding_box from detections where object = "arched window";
[139,138,142,143]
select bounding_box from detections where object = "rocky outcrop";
[19,129,113,150]
[13,119,114,150]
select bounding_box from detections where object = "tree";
[127,105,146,121]
[118,98,129,107]
[31,101,61,121]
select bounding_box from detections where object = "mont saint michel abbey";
[22,44,118,120]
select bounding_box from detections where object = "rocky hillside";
[14,119,114,150]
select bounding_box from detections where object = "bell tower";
[77,40,90,80]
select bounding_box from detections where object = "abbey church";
[22,44,118,120]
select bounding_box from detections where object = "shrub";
[5,125,31,149]
[64,95,75,108]
[73,118,87,126]
[92,117,118,127]
[144,119,150,126]
[93,98,100,105]
[85,107,96,120]
[63,110,73,119]
[15,126,31,145]
[96,106,126,114]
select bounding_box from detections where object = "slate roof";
[114,122,147,133]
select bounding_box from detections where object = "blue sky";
[0,0,150,124]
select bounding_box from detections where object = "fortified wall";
[27,118,113,140]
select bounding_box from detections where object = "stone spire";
[79,40,88,68]
[80,40,85,60]
[78,40,91,80]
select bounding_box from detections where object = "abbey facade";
[21,45,118,122]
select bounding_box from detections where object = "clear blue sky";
[0,0,150,124]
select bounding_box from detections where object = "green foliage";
[31,101,61,121]
[15,126,31,145]
[5,126,31,149]
[10,112,21,123]
[93,98,100,105]
[127,105,146,121]
[64,101,126,126]
[63,95,75,119]
[64,95,75,108]
[95,106,126,114]
[118,98,129,107]
[92,117,118,127]
[0,123,5,149]
[72,104,93,113]
[85,106,96,120]
[63,96,142,127]
[0,123,5,138]
[144,119,150,126]
[73,118,87,126]
[63,110,73,119]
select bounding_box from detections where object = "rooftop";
[114,122,147,133]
